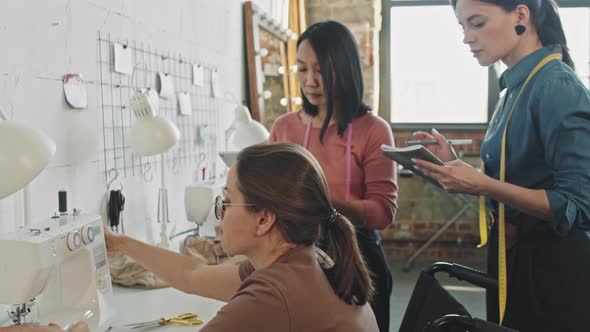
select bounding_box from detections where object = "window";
[390,4,489,126]
[494,7,590,89]
[560,7,590,89]
[384,0,590,129]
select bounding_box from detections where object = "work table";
[109,285,225,331]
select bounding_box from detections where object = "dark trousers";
[487,223,590,332]
[356,228,393,332]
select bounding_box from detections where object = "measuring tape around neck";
[478,52,562,324]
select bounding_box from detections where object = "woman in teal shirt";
[413,0,590,331]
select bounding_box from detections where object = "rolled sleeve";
[546,191,582,236]
[361,198,396,230]
[537,75,590,236]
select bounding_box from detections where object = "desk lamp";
[183,184,216,236]
[0,110,56,228]
[219,104,269,168]
[130,89,180,248]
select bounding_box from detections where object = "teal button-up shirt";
[481,45,590,236]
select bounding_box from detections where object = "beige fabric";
[182,236,225,265]
[109,236,223,289]
[109,254,170,289]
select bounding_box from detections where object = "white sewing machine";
[0,214,113,331]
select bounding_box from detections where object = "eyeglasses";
[214,195,255,220]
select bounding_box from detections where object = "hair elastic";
[326,208,340,225]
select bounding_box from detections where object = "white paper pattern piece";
[211,69,221,97]
[195,124,208,145]
[113,43,133,75]
[63,73,87,109]
[157,72,175,99]
[177,92,192,115]
[193,64,204,87]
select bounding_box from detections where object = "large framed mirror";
[244,1,293,130]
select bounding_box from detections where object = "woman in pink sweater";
[269,21,398,332]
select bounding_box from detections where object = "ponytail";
[236,143,373,305]
[536,0,575,69]
[321,214,374,305]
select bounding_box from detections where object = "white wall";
[0,0,253,242]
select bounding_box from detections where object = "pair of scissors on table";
[126,312,204,329]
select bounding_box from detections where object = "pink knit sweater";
[269,111,398,230]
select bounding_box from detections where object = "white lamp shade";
[234,105,253,123]
[229,121,269,149]
[184,184,215,225]
[227,105,269,150]
[0,122,56,199]
[130,115,180,157]
[219,151,238,168]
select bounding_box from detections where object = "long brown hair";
[451,0,574,69]
[297,21,371,143]
[236,142,373,305]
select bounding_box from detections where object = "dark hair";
[236,142,374,305]
[451,0,574,69]
[297,21,371,143]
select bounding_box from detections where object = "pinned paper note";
[195,124,209,145]
[63,73,87,109]
[211,69,221,98]
[193,64,204,87]
[156,72,175,99]
[113,43,133,75]
[177,92,192,115]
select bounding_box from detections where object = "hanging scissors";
[125,312,204,329]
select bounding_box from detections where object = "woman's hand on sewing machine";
[0,321,88,332]
[414,158,490,195]
[47,323,65,332]
[413,128,458,163]
[0,324,60,332]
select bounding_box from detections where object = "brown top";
[200,246,378,332]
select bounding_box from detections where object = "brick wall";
[306,0,380,111]
[380,130,487,261]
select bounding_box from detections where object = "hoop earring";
[515,25,526,35]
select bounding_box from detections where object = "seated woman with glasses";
[104,142,379,332]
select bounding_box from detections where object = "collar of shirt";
[499,44,563,91]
